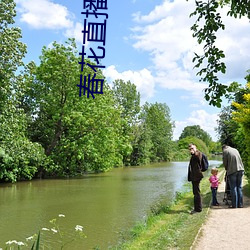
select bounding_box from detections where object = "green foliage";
[179,125,212,146]
[216,106,240,147]
[140,102,174,162]
[23,39,127,175]
[215,71,250,177]
[189,0,250,107]
[112,79,140,123]
[178,136,209,156]
[0,0,48,182]
[0,0,27,108]
[209,141,222,154]
[130,123,153,165]
[31,231,40,250]
[230,76,250,176]
[112,79,140,166]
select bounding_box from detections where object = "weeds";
[1,214,86,250]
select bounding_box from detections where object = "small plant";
[1,214,86,249]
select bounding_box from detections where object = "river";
[0,160,221,249]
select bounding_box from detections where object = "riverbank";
[112,169,250,250]
[111,170,221,249]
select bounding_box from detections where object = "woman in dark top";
[188,143,203,214]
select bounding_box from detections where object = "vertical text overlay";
[78,0,108,99]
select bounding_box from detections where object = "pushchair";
[223,173,231,205]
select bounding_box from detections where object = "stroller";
[223,173,231,205]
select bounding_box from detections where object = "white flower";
[51,228,58,233]
[75,225,83,231]
[26,236,34,241]
[42,228,50,231]
[17,242,25,246]
[58,214,65,217]
[6,240,17,245]
[5,240,24,246]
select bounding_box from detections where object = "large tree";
[179,125,212,146]
[216,106,240,147]
[140,102,174,162]
[0,0,26,109]
[190,0,250,107]
[0,0,47,182]
[112,79,140,124]
[112,79,140,165]
[24,39,127,175]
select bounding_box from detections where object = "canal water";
[0,160,221,249]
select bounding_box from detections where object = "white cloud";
[64,22,84,45]
[16,0,87,45]
[130,0,250,94]
[173,110,219,141]
[103,65,155,102]
[214,7,250,80]
[16,0,73,29]
[130,0,205,97]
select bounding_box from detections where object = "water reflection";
[0,160,221,249]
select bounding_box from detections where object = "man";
[222,144,244,208]
[188,143,204,214]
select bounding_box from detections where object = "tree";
[216,72,250,150]
[216,106,240,147]
[0,0,47,182]
[24,39,127,175]
[0,0,27,109]
[190,0,250,107]
[112,79,140,124]
[112,79,140,165]
[179,125,212,146]
[140,102,174,162]
[230,77,250,176]
[178,136,209,156]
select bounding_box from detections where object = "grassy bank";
[111,169,225,250]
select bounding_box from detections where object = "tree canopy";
[190,0,250,107]
[179,125,212,146]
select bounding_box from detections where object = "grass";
[111,169,225,250]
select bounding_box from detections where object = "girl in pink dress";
[209,168,220,206]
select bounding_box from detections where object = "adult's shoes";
[190,210,202,215]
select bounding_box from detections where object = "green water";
[0,160,221,249]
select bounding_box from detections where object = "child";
[209,168,220,206]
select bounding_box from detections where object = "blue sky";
[14,0,250,141]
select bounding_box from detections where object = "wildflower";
[42,228,50,231]
[6,240,17,245]
[75,225,83,232]
[26,236,34,241]
[51,228,58,233]
[17,242,25,246]
[58,214,65,217]
[5,240,25,246]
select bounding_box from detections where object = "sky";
[14,0,250,141]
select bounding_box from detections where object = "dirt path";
[192,174,250,250]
